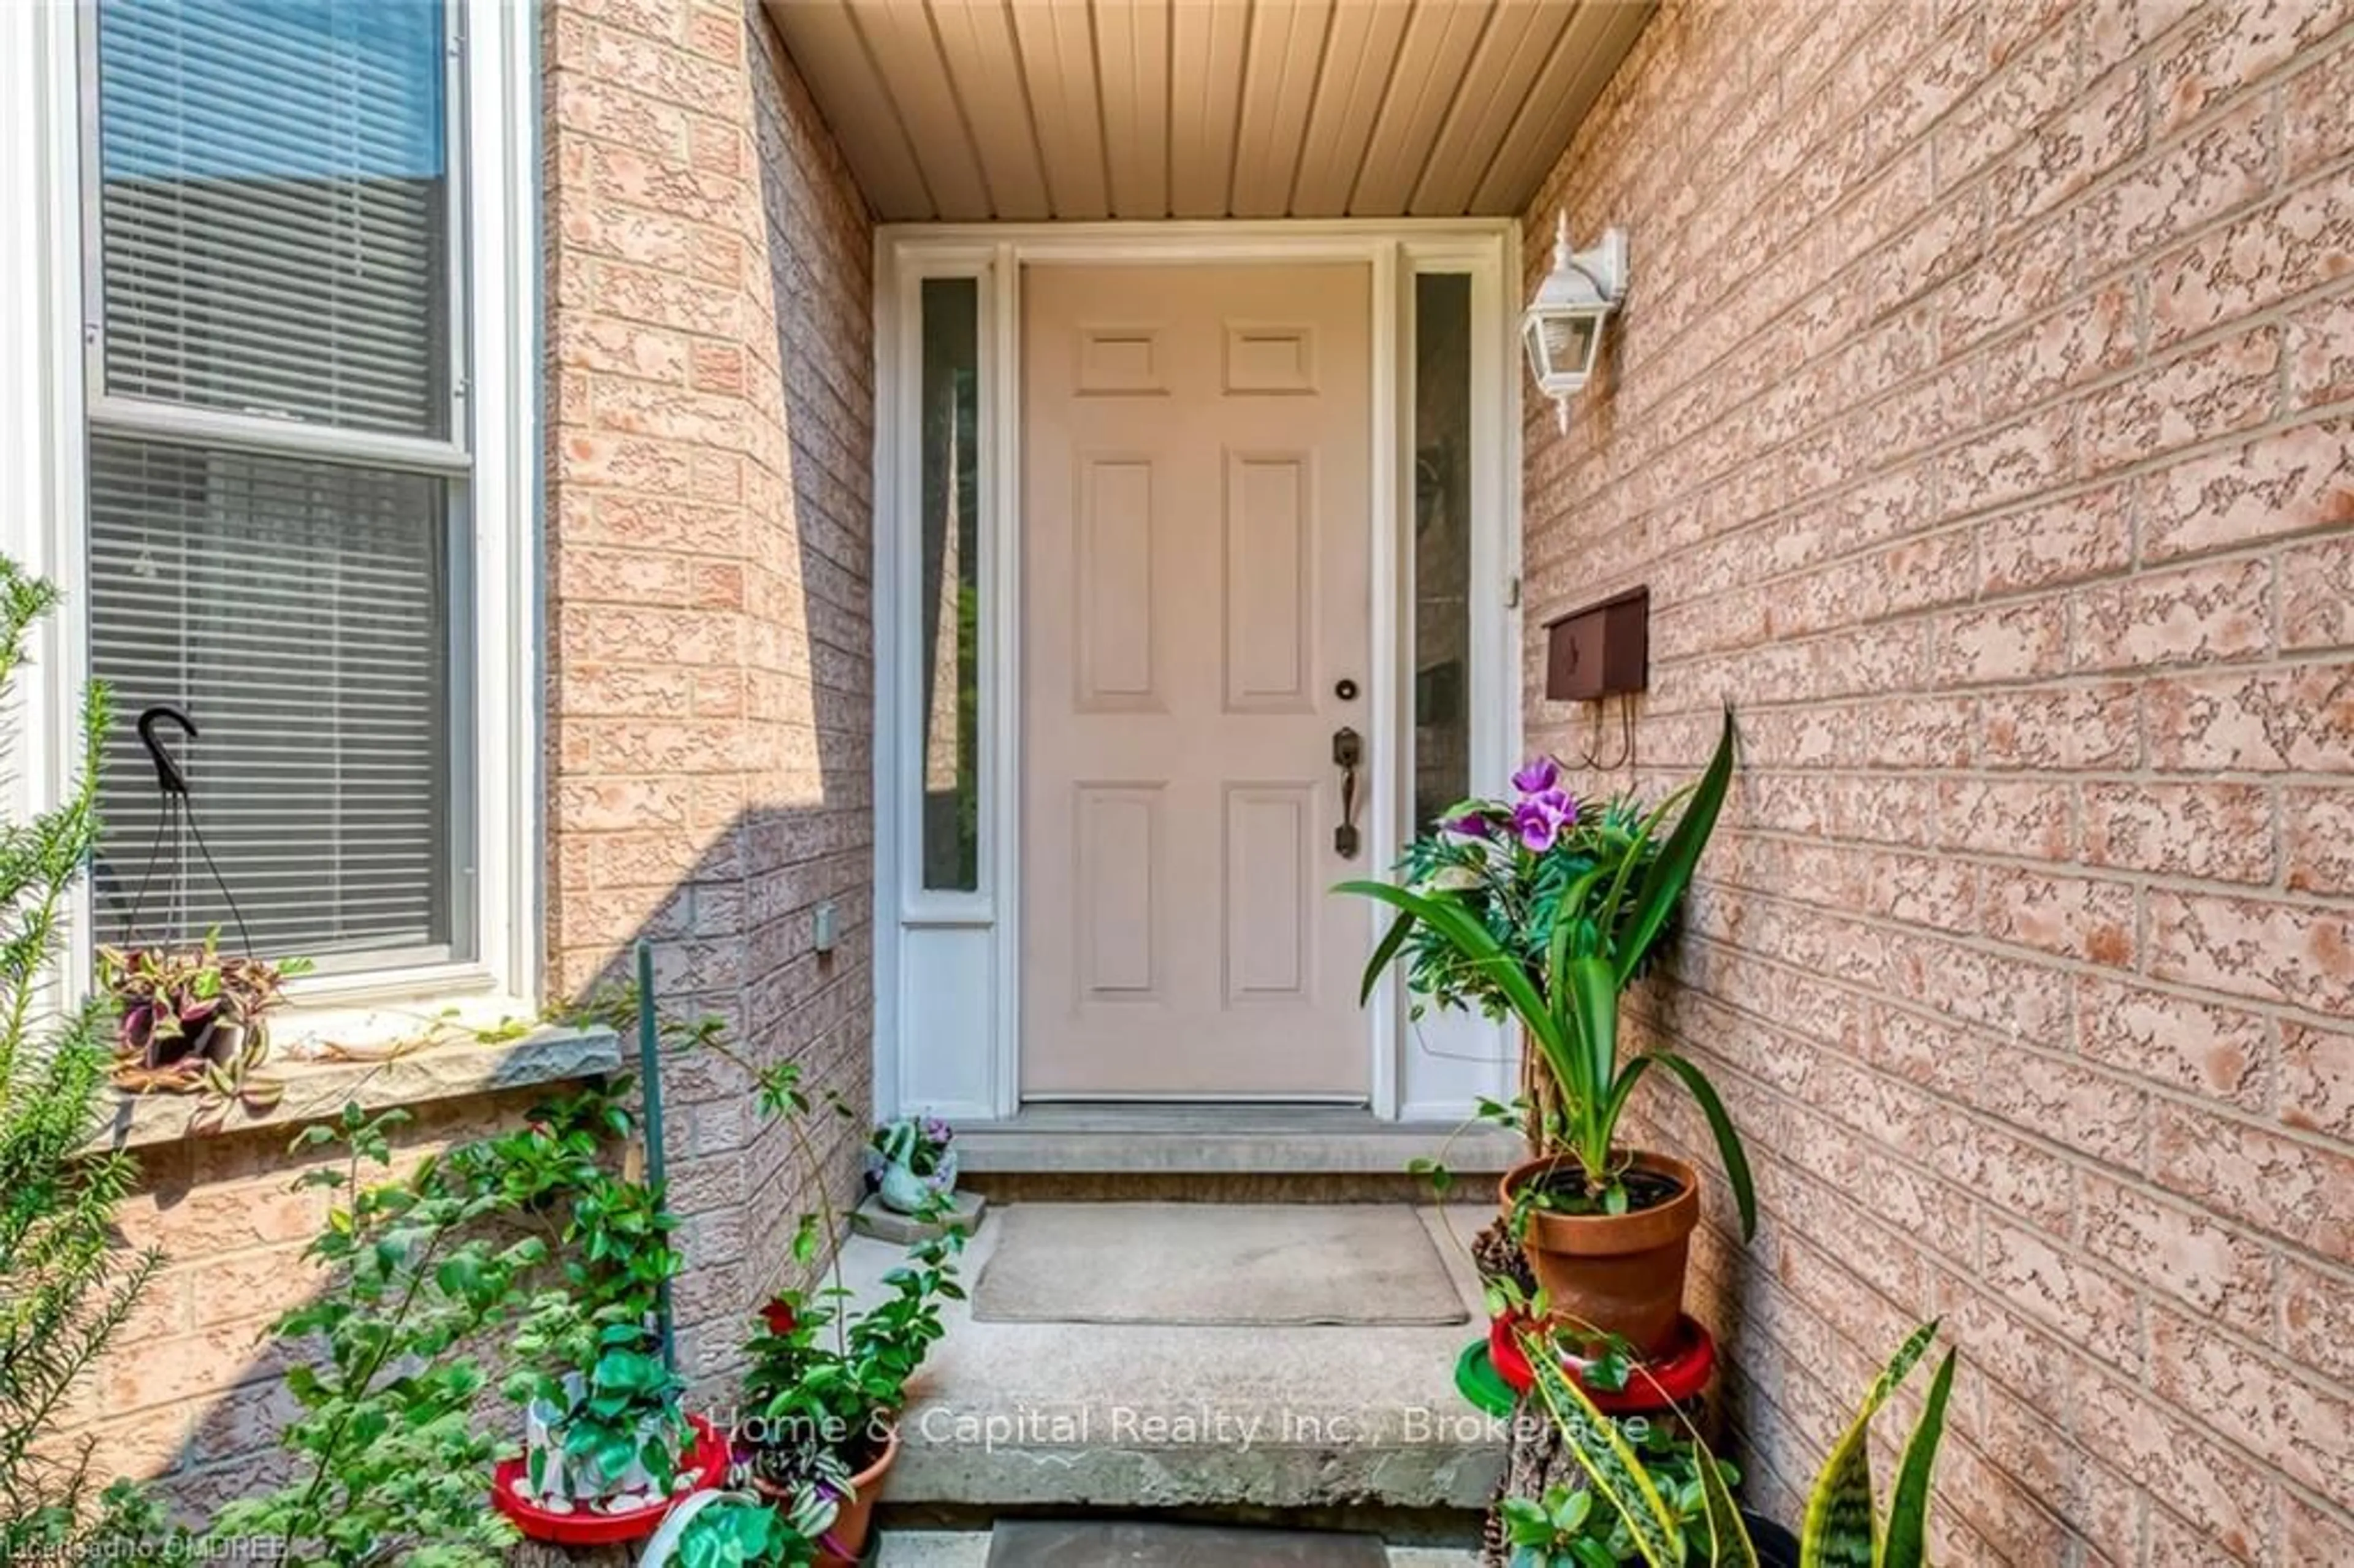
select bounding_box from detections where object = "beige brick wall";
[71,1094,552,1516]
[1519,2,2353,1562]
[61,0,876,1506]
[544,0,875,1384]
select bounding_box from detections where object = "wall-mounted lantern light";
[1522,215,1628,430]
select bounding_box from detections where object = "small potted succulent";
[639,1482,838,1568]
[99,934,308,1121]
[866,1114,956,1214]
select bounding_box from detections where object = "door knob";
[1332,726,1362,859]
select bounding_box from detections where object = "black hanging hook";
[135,704,197,797]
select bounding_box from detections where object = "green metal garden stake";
[634,938,677,1374]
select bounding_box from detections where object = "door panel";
[1022,262,1373,1098]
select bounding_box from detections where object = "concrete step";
[874,1532,1478,1567]
[838,1203,1509,1521]
[952,1106,1522,1176]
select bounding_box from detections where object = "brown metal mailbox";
[1544,586,1649,701]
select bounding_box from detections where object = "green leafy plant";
[744,1091,962,1488]
[720,1048,966,1514]
[1341,709,1753,1235]
[99,934,311,1127]
[503,1116,691,1509]
[0,559,167,1553]
[1504,1413,1739,1568]
[210,1072,661,1565]
[1522,1319,1958,1567]
[206,1103,545,1566]
[641,1487,834,1568]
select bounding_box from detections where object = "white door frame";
[872,220,1521,1124]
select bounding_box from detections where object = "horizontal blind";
[94,0,451,436]
[86,436,454,964]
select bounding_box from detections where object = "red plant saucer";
[1488,1311,1716,1415]
[492,1414,730,1544]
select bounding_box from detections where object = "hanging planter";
[101,704,310,1130]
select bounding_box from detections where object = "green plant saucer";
[1453,1338,1517,1420]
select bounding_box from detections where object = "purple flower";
[1512,797,1566,851]
[1511,757,1561,797]
[1531,788,1580,828]
[1443,810,1496,839]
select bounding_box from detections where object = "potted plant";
[499,1129,723,1539]
[99,934,309,1124]
[639,1486,838,1567]
[512,1308,695,1517]
[698,1051,965,1568]
[735,1214,961,1567]
[1341,709,1751,1355]
[1521,1318,1956,1567]
[865,1114,957,1214]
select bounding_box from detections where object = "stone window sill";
[88,1025,626,1152]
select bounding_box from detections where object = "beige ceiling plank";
[926,0,1052,219]
[1095,0,1171,218]
[1346,0,1493,216]
[764,0,934,219]
[1287,1,1412,218]
[1230,0,1335,218]
[849,0,992,220]
[1167,0,1249,218]
[1471,1,1655,214]
[1409,1,1572,216]
[1010,0,1111,219]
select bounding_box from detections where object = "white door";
[1020,262,1374,1098]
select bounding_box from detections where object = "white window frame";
[0,0,543,1027]
[871,221,1523,1125]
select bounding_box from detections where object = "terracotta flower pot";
[1499,1150,1699,1358]
[753,1425,899,1568]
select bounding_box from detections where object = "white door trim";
[872,219,1522,1125]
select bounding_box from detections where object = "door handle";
[1332,726,1362,859]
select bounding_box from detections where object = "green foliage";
[0,557,166,1553]
[1342,709,1754,1237]
[737,1064,966,1496]
[642,1488,833,1568]
[1517,1321,1958,1567]
[210,1075,664,1564]
[1798,1322,1954,1568]
[1500,1407,1746,1568]
[1522,1326,1686,1567]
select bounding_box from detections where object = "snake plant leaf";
[1642,1050,1758,1241]
[1522,1325,1686,1568]
[1688,1429,1761,1568]
[1801,1321,1942,1568]
[1876,1348,1957,1568]
[1612,706,1737,989]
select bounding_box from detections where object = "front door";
[1021,262,1374,1098]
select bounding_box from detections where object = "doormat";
[985,1520,1391,1566]
[970,1203,1468,1326]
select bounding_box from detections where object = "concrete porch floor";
[839,1202,1504,1551]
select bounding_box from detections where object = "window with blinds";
[83,0,470,972]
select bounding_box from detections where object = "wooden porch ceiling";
[763,1,1656,222]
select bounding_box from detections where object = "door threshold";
[952,1103,1524,1176]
